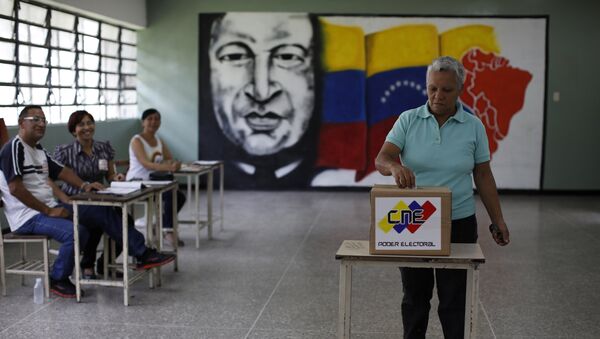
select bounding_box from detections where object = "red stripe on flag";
[355,116,398,181]
[316,122,367,170]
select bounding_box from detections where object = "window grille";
[0,0,137,126]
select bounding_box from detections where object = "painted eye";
[216,43,253,66]
[272,45,307,69]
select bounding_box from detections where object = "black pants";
[400,214,478,339]
[162,189,186,229]
[80,209,133,270]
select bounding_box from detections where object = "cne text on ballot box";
[370,185,452,255]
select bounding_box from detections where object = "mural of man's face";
[209,13,314,156]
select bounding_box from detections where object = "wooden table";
[335,240,485,338]
[70,182,178,306]
[175,161,224,248]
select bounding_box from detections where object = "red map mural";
[460,49,533,155]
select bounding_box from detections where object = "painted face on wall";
[209,13,315,156]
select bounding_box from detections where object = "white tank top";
[126,134,164,180]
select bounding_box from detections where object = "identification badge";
[98,159,108,171]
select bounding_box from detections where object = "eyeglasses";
[22,116,48,124]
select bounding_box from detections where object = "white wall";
[36,0,146,29]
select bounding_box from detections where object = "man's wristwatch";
[80,181,90,190]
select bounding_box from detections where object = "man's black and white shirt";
[0,136,63,231]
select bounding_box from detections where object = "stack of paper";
[140,180,173,186]
[179,164,204,172]
[193,160,220,166]
[96,181,144,195]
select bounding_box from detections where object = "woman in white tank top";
[127,108,187,246]
[126,134,164,180]
[126,111,177,180]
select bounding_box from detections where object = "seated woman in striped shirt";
[53,110,126,279]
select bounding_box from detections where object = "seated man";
[0,105,175,298]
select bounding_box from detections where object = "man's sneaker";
[136,249,175,270]
[50,278,79,298]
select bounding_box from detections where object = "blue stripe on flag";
[322,70,366,123]
[367,66,428,125]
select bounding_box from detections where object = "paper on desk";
[193,160,219,165]
[96,187,139,195]
[96,181,143,195]
[180,164,204,172]
[139,180,173,186]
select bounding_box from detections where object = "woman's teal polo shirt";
[385,102,490,220]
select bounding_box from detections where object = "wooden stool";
[0,232,52,297]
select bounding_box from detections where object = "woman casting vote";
[375,56,510,339]
[53,111,127,279]
[126,108,186,246]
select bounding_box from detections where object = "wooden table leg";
[207,171,213,240]
[155,192,163,287]
[338,260,352,339]
[464,265,479,338]
[122,202,129,306]
[145,199,155,289]
[195,174,200,248]
[172,186,178,272]
[73,204,81,302]
[219,163,224,232]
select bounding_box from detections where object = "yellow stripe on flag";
[440,25,500,60]
[320,19,366,72]
[366,24,439,77]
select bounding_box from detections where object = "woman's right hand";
[390,165,416,188]
[162,161,180,172]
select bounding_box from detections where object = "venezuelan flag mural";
[199,13,547,189]
[317,20,367,171]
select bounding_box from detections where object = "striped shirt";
[0,136,63,231]
[53,140,115,196]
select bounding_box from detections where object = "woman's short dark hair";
[67,110,94,134]
[141,108,161,120]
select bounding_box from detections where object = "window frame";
[0,0,138,125]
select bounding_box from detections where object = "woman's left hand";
[492,221,510,246]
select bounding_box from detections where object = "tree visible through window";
[0,0,137,125]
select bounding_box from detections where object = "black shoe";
[136,249,175,270]
[50,278,79,298]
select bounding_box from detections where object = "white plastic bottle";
[33,278,44,304]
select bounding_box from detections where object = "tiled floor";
[1,191,599,338]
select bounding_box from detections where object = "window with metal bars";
[0,0,137,126]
